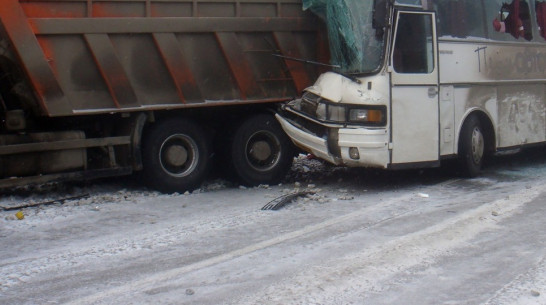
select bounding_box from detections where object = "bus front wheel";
[458,115,485,177]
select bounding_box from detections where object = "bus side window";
[393,13,434,74]
[536,1,546,39]
[442,0,468,37]
[492,0,532,41]
[436,0,486,39]
[520,0,533,40]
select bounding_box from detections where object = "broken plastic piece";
[262,191,315,210]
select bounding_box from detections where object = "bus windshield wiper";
[271,53,339,68]
[272,54,362,84]
[330,70,362,84]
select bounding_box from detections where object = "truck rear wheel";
[227,114,295,186]
[142,118,211,193]
[458,115,485,177]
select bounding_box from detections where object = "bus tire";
[458,115,485,177]
[227,114,295,186]
[142,118,211,193]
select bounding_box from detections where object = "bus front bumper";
[275,114,390,168]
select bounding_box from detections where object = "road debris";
[0,194,90,211]
[262,191,316,210]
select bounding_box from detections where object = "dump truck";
[0,0,328,192]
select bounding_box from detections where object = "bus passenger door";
[390,11,439,166]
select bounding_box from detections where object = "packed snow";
[1,150,546,304]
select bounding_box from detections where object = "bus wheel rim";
[471,127,484,164]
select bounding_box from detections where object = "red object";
[493,18,503,32]
[504,0,524,39]
[536,1,546,39]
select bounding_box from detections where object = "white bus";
[277,0,546,176]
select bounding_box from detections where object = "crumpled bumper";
[276,113,390,168]
[276,113,339,164]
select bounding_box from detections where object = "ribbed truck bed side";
[0,0,327,116]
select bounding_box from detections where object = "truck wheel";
[227,114,295,186]
[458,115,485,177]
[142,118,211,193]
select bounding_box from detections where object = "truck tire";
[227,114,295,186]
[142,118,211,193]
[458,115,485,177]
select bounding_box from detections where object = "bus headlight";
[349,108,385,124]
[316,103,327,120]
[328,105,346,122]
[313,100,386,126]
[316,102,346,122]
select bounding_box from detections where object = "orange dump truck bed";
[0,0,327,117]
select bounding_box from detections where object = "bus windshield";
[303,0,387,74]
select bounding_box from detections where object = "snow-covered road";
[1,150,545,305]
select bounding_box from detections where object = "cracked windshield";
[303,0,386,73]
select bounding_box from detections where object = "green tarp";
[302,0,385,73]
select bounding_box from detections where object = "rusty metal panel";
[29,18,320,34]
[0,0,73,116]
[150,2,193,17]
[237,32,297,98]
[21,1,87,18]
[198,2,237,17]
[240,3,277,17]
[274,32,314,94]
[36,34,116,111]
[92,1,147,17]
[84,34,139,108]
[153,33,201,104]
[0,0,328,116]
[175,33,240,102]
[216,32,263,100]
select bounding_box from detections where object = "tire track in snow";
[66,189,432,304]
[66,178,517,304]
[482,256,546,305]
[0,206,272,291]
[234,183,546,304]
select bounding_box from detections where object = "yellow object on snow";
[15,211,24,220]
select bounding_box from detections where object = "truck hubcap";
[250,141,272,161]
[165,145,188,167]
[245,131,281,172]
[160,134,198,177]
